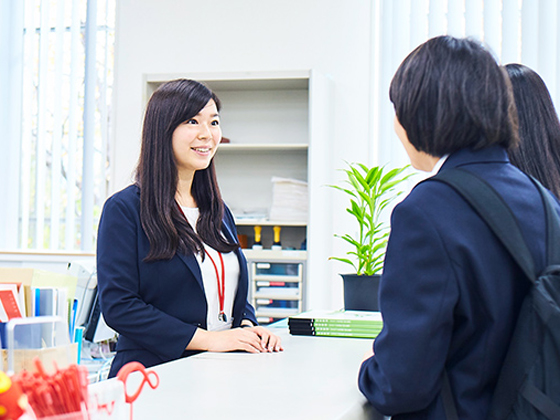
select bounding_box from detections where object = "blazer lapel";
[177,252,204,291]
[221,220,237,244]
[221,217,248,320]
[175,215,238,292]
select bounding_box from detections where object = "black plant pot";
[341,273,381,311]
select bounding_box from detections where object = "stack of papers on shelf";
[288,309,383,339]
[232,208,268,222]
[269,177,308,222]
[32,287,69,320]
[0,268,78,326]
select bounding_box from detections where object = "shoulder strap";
[431,168,535,282]
[442,371,459,420]
[529,179,560,266]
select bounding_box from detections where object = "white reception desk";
[90,323,387,420]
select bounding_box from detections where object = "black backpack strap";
[442,371,459,420]
[431,168,536,282]
[529,179,560,266]
[431,170,560,419]
[522,382,560,419]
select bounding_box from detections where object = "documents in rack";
[0,268,79,329]
[269,177,308,221]
[288,309,383,339]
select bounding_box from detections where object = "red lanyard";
[176,203,227,322]
[205,249,227,322]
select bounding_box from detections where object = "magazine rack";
[4,315,76,375]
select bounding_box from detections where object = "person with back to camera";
[358,36,560,419]
[504,63,560,199]
[96,79,282,378]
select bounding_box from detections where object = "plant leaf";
[329,184,358,199]
[350,166,369,191]
[328,162,413,274]
[329,257,358,271]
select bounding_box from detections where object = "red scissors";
[116,361,159,420]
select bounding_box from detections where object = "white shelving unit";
[245,249,306,324]
[144,70,334,311]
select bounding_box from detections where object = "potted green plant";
[330,162,412,311]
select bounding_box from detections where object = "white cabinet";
[144,70,333,310]
[245,249,306,324]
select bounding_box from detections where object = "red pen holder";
[39,407,89,420]
[11,358,159,420]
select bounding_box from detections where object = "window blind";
[371,0,560,169]
[1,0,115,252]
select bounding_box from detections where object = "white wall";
[111,0,376,309]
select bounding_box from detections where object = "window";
[0,0,116,252]
[370,0,560,168]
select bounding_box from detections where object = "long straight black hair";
[505,64,560,199]
[135,79,238,261]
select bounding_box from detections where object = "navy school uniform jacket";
[96,185,258,377]
[358,146,560,419]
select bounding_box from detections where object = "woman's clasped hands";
[189,324,283,354]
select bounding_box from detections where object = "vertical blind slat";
[20,0,36,248]
[501,0,520,64]
[483,0,502,57]
[377,0,396,166]
[447,0,465,38]
[370,0,382,166]
[537,0,557,104]
[1,0,25,249]
[99,0,110,208]
[393,0,411,73]
[390,0,413,168]
[65,0,80,250]
[465,0,483,37]
[521,0,538,69]
[81,0,97,251]
[51,0,66,249]
[410,0,429,50]
[36,0,51,248]
[428,0,447,37]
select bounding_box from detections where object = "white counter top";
[90,323,387,420]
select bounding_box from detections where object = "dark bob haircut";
[389,36,519,157]
[505,64,560,198]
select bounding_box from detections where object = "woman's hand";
[188,327,265,353]
[187,325,283,353]
[243,326,283,352]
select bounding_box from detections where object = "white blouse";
[181,206,239,332]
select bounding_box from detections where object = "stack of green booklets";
[288,309,383,339]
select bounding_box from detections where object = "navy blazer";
[96,185,257,377]
[358,146,560,419]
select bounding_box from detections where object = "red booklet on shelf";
[0,284,25,321]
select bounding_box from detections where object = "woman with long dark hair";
[358,36,560,419]
[97,79,282,378]
[505,63,560,198]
